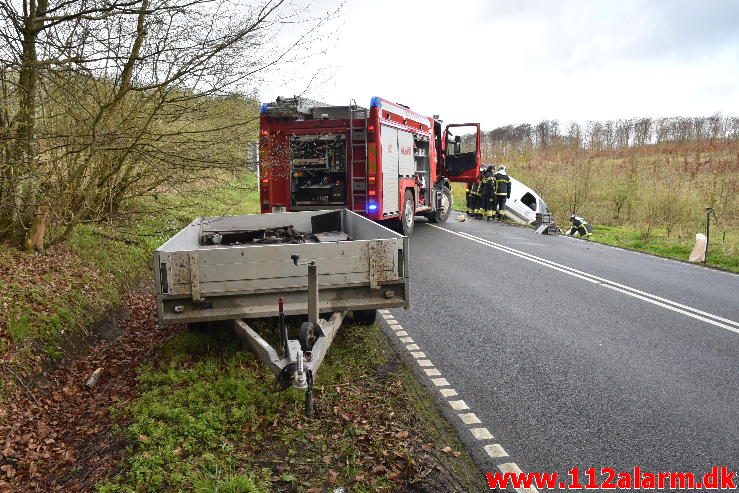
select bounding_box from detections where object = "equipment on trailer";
[259,96,482,235]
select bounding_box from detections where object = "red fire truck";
[258,96,481,235]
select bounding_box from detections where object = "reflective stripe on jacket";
[494,172,511,197]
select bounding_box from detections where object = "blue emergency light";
[368,202,378,211]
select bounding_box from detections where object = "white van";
[504,176,549,225]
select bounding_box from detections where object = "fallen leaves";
[0,292,180,492]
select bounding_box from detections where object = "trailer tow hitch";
[271,356,315,418]
[273,363,298,392]
[233,252,347,418]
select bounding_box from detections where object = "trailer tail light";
[368,124,375,132]
[368,190,376,196]
[261,178,269,184]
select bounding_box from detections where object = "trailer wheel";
[351,309,377,325]
[427,187,452,223]
[299,322,319,351]
[187,322,211,332]
[400,190,415,236]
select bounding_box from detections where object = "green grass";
[450,182,467,213]
[98,329,282,493]
[98,320,480,492]
[591,225,739,272]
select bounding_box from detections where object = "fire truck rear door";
[442,123,481,183]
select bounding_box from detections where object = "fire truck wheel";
[401,190,415,236]
[427,187,452,223]
[350,310,377,325]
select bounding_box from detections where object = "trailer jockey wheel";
[299,322,319,351]
[401,190,415,236]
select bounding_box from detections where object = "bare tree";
[0,0,338,247]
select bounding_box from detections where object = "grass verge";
[589,225,738,272]
[97,320,482,492]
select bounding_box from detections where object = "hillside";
[454,117,739,272]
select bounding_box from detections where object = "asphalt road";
[382,217,739,491]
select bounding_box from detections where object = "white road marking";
[378,309,390,314]
[449,400,469,411]
[458,413,481,424]
[498,463,540,493]
[430,225,739,335]
[470,427,494,440]
[485,444,509,458]
[381,314,394,320]
[384,300,527,481]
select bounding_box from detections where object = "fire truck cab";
[259,96,481,235]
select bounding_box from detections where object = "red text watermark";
[486,466,737,490]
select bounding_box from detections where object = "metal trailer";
[153,209,409,414]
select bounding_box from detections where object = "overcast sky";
[260,0,739,129]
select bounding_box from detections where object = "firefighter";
[466,181,479,216]
[471,177,484,218]
[473,181,484,217]
[480,165,496,220]
[567,214,593,237]
[493,165,511,222]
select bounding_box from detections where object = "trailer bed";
[153,209,409,325]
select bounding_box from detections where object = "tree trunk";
[24,205,48,252]
[6,0,47,243]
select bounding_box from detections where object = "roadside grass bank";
[450,182,738,273]
[0,175,258,372]
[97,320,482,492]
[588,225,738,273]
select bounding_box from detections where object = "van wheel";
[400,190,415,236]
[427,187,452,223]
